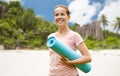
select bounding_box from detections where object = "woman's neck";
[56,25,70,36]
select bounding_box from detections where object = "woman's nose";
[57,15,62,18]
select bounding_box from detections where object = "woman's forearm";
[68,56,92,64]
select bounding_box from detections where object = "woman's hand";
[60,42,92,65]
[60,55,73,66]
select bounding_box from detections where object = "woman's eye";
[61,13,65,16]
[55,13,59,16]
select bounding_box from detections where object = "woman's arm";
[61,42,92,65]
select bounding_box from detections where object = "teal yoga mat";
[47,36,91,73]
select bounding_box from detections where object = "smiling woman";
[48,5,92,76]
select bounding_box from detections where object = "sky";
[2,0,120,33]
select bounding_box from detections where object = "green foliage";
[113,17,120,33]
[103,30,120,38]
[103,37,120,49]
[0,1,8,9]
[0,1,57,49]
[69,23,80,31]
[3,38,16,49]
[0,1,119,50]
[85,36,120,50]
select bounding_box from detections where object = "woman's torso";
[49,30,83,76]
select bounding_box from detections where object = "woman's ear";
[68,15,70,20]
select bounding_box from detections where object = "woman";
[48,5,92,76]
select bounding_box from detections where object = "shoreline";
[1,49,120,55]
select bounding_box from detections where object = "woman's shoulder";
[69,30,80,36]
[69,30,83,39]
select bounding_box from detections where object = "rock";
[0,4,8,19]
[77,21,104,41]
[0,45,5,50]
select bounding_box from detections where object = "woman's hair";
[54,5,70,16]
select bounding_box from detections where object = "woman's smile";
[56,18,64,24]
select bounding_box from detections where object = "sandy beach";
[0,50,120,76]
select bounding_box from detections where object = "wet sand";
[0,50,120,76]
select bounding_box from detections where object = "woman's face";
[54,7,70,27]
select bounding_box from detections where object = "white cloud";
[98,0,120,22]
[68,0,101,26]
[98,0,120,33]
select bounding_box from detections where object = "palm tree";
[114,17,120,34]
[99,14,108,31]
[99,14,109,38]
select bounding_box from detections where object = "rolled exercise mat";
[47,36,91,73]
